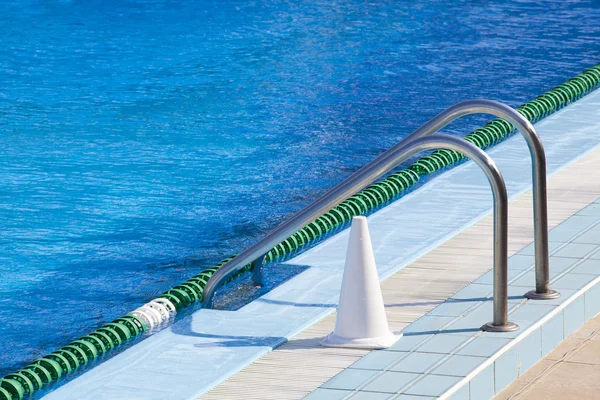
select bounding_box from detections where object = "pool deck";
[43,89,600,400]
[202,145,600,400]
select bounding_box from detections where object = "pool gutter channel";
[1,64,600,400]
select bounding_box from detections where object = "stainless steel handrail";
[398,99,559,300]
[202,133,519,331]
[202,99,558,327]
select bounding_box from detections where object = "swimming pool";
[1,0,600,378]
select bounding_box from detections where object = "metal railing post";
[201,99,557,318]
[398,99,559,300]
[398,136,518,332]
[202,133,519,332]
[250,254,266,286]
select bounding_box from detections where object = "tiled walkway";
[495,312,600,400]
[305,199,600,399]
[202,131,600,399]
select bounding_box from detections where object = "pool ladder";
[201,99,560,333]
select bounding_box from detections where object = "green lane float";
[2,63,600,400]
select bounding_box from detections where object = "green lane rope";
[2,63,600,400]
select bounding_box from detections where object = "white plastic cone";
[321,216,400,349]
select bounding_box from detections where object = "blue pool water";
[1,0,599,376]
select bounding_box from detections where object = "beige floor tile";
[494,380,529,400]
[571,317,600,340]
[516,359,557,383]
[520,383,600,400]
[544,337,585,361]
[565,340,600,365]
[534,362,600,392]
